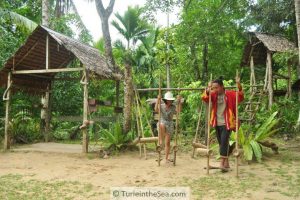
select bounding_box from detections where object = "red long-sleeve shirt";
[201,88,244,131]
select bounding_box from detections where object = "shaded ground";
[0,140,300,200]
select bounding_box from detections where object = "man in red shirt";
[202,76,244,171]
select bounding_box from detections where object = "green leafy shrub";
[231,111,279,162]
[51,121,79,140]
[10,111,40,143]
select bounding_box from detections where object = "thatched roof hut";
[240,32,297,109]
[0,25,121,94]
[1,26,122,152]
[241,32,297,67]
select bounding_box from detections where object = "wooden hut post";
[44,84,51,142]
[41,34,50,142]
[267,51,273,108]
[4,72,12,150]
[82,68,89,153]
[250,56,256,94]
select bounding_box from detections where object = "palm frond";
[0,8,37,32]
[250,140,262,162]
[255,111,278,141]
[243,143,253,161]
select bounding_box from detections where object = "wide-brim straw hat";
[163,91,175,101]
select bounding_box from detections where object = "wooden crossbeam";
[12,67,84,74]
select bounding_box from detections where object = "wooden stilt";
[157,75,162,166]
[173,94,181,166]
[235,70,239,178]
[4,72,12,150]
[82,69,89,153]
[136,109,142,158]
[206,74,212,175]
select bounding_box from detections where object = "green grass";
[177,174,261,200]
[0,174,100,200]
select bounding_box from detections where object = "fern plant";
[231,111,279,162]
[101,122,133,150]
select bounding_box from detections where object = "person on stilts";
[155,91,181,164]
[201,76,244,172]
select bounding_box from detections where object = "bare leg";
[159,123,166,147]
[224,158,230,168]
[165,133,171,161]
[220,157,225,168]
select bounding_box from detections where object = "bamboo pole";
[235,70,239,178]
[157,75,162,166]
[136,85,262,92]
[12,68,84,74]
[82,69,89,153]
[192,102,203,158]
[173,94,180,166]
[206,74,212,175]
[134,90,142,158]
[4,72,12,150]
[135,89,147,159]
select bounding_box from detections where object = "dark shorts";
[215,126,231,157]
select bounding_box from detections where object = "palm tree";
[135,27,160,87]
[111,6,149,50]
[111,6,149,133]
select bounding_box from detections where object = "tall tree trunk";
[123,59,133,134]
[95,0,116,67]
[190,42,200,80]
[295,0,300,79]
[95,0,123,133]
[42,0,50,27]
[294,0,300,126]
[201,41,208,84]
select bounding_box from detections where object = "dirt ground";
[0,141,300,200]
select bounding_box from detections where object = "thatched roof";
[0,25,121,94]
[241,32,297,67]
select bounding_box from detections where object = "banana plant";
[231,111,279,162]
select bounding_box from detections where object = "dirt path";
[1,142,300,199]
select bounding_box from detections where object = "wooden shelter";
[241,32,297,108]
[0,25,122,152]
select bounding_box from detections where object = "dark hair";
[212,76,224,86]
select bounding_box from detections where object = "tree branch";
[95,0,105,18]
[106,0,116,16]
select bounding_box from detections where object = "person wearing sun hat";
[155,91,181,163]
